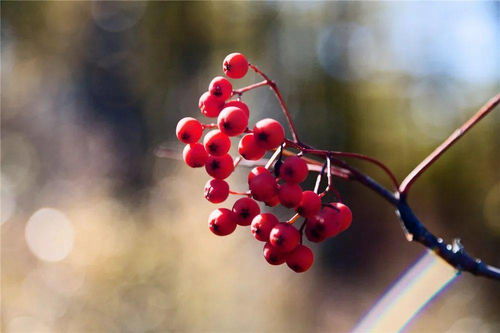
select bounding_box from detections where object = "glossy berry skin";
[324,202,352,232]
[279,156,308,184]
[217,107,248,136]
[208,208,237,236]
[278,183,303,208]
[264,195,280,207]
[305,208,342,242]
[203,130,231,156]
[249,173,278,202]
[204,179,229,203]
[209,76,233,101]
[205,154,234,179]
[199,91,225,118]
[176,117,203,144]
[296,191,322,218]
[238,134,266,161]
[232,197,260,226]
[224,100,250,118]
[263,242,287,265]
[247,166,270,184]
[223,53,249,79]
[251,213,279,242]
[286,245,314,273]
[183,143,208,168]
[330,202,352,232]
[269,222,300,253]
[253,118,285,150]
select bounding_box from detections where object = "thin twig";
[399,93,500,196]
[249,64,300,143]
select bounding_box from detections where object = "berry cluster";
[176,53,352,273]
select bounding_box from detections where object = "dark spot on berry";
[257,132,269,142]
[210,160,220,170]
[181,133,190,140]
[275,235,283,245]
[223,121,232,130]
[240,209,249,219]
[208,143,218,154]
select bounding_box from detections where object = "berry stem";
[229,190,251,196]
[287,213,301,224]
[399,93,500,197]
[248,64,300,143]
[202,123,218,130]
[233,80,268,95]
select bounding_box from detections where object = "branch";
[399,93,500,195]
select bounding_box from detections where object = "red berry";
[224,100,250,118]
[286,245,314,273]
[203,130,231,156]
[278,183,303,208]
[253,118,285,150]
[263,242,287,265]
[279,156,308,184]
[199,91,224,117]
[232,197,260,226]
[204,179,229,203]
[182,143,208,168]
[205,154,234,179]
[304,214,331,242]
[296,191,322,218]
[264,195,280,207]
[209,76,233,101]
[238,134,266,160]
[324,202,352,232]
[223,53,249,79]
[176,117,203,144]
[217,106,248,136]
[305,208,342,242]
[269,222,300,253]
[249,173,278,202]
[247,166,270,184]
[208,208,237,236]
[251,213,279,242]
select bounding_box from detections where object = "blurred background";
[2,1,499,332]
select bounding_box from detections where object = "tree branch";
[399,94,500,196]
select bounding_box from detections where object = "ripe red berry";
[238,133,266,160]
[279,156,308,184]
[278,183,303,208]
[224,100,250,118]
[203,130,231,156]
[209,76,233,101]
[183,143,208,168]
[251,213,279,242]
[263,242,287,265]
[223,53,249,79]
[208,208,237,236]
[217,106,248,136]
[304,215,330,242]
[286,245,314,273]
[204,179,229,203]
[253,118,285,150]
[199,91,224,118]
[296,191,322,218]
[324,202,352,232]
[249,173,278,202]
[264,195,280,207]
[205,154,234,179]
[269,222,300,253]
[305,208,342,242]
[176,117,203,144]
[232,197,260,226]
[247,166,270,184]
